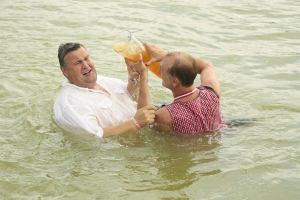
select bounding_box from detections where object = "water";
[1,0,300,199]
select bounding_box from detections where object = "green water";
[1,0,300,199]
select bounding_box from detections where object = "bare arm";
[102,104,156,137]
[137,71,150,109]
[195,58,221,98]
[102,120,139,137]
[126,61,140,100]
[154,107,172,131]
[125,54,150,109]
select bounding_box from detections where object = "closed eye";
[74,60,82,66]
[84,55,90,61]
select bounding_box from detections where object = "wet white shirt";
[53,75,136,137]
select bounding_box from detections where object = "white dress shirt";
[53,75,136,137]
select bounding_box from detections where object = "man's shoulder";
[55,83,86,105]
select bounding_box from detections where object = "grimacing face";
[60,47,97,89]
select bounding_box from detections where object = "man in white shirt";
[53,43,156,138]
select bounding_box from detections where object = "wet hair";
[58,43,86,68]
[167,52,198,87]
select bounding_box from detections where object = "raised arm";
[104,55,156,137]
[126,59,140,100]
[195,58,221,98]
[125,54,150,109]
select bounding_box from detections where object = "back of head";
[167,52,197,87]
[58,43,85,68]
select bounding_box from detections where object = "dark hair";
[167,52,197,87]
[58,43,85,68]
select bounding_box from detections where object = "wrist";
[131,118,141,130]
[128,76,140,84]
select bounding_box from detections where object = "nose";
[82,61,89,68]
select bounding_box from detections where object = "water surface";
[0,0,300,199]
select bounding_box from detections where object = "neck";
[173,86,197,101]
[92,83,101,90]
[93,83,109,94]
[68,79,97,90]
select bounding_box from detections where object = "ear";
[172,78,179,88]
[60,66,68,77]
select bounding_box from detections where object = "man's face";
[61,47,97,89]
[159,57,174,89]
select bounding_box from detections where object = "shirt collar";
[61,75,106,92]
[62,81,90,92]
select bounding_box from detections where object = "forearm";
[195,57,213,74]
[102,120,137,138]
[102,103,156,137]
[127,77,140,100]
[137,72,150,109]
[195,57,221,97]
[125,54,150,108]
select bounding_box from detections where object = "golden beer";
[113,31,161,78]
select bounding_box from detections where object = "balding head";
[164,52,197,87]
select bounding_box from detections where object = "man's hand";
[125,54,147,75]
[143,42,169,66]
[133,104,156,127]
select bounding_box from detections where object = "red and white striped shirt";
[164,86,227,133]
